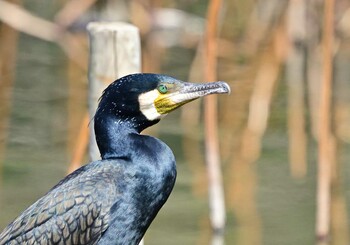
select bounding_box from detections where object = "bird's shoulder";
[130,134,175,164]
[0,160,124,245]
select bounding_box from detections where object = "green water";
[1,12,350,245]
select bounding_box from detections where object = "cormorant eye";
[158,84,168,94]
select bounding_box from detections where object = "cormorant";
[0,73,230,245]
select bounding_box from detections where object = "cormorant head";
[95,73,230,132]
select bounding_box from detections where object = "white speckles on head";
[138,89,164,121]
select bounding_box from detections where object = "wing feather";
[0,162,121,245]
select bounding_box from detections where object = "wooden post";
[316,0,335,242]
[203,0,226,239]
[87,22,141,160]
[0,0,21,184]
[286,0,307,178]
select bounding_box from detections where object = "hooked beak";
[181,81,231,97]
[155,81,231,114]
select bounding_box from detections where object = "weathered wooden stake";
[203,0,226,240]
[286,0,307,178]
[0,0,21,185]
[87,22,141,161]
[316,0,335,242]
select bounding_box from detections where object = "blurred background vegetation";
[1,0,350,244]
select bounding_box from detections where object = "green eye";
[158,84,168,94]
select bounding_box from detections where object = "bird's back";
[0,161,121,245]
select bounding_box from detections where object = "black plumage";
[0,73,230,245]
